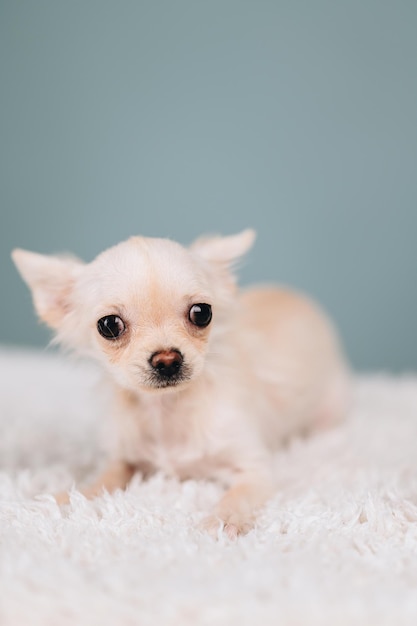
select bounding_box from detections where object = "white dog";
[12,229,350,537]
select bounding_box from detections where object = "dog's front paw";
[200,512,255,539]
[53,491,71,505]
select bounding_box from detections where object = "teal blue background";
[1,1,416,371]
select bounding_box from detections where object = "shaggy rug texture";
[1,347,417,626]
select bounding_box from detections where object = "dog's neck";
[113,372,210,420]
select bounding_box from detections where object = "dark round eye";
[188,303,212,328]
[97,315,126,340]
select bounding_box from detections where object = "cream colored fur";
[12,229,350,537]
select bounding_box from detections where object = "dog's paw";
[200,512,254,539]
[53,491,71,505]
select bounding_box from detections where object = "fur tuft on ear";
[11,249,84,329]
[190,229,256,266]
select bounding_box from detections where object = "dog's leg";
[54,459,135,505]
[201,472,274,539]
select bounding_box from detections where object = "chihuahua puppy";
[12,230,349,537]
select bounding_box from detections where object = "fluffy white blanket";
[1,348,417,625]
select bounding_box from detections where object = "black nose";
[149,349,183,379]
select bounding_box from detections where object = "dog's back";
[228,286,350,446]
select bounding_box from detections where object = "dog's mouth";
[142,364,193,391]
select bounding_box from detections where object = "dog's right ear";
[190,229,256,268]
[11,249,84,329]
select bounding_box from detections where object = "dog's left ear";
[190,229,256,267]
[11,249,84,329]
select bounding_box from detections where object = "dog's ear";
[11,249,84,329]
[190,229,256,267]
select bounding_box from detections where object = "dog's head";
[12,230,255,393]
